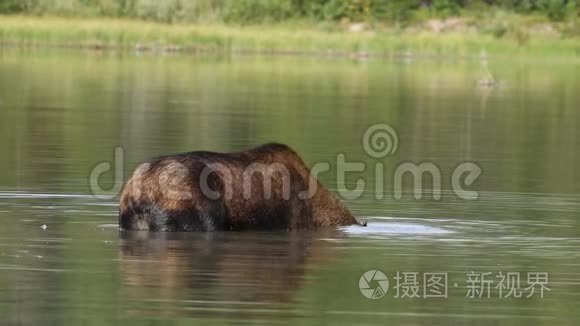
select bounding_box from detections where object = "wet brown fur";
[119,143,360,231]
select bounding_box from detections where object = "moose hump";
[119,143,361,231]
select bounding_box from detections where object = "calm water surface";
[0,49,579,325]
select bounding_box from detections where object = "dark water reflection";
[119,230,334,307]
[0,49,579,325]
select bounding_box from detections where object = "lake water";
[0,49,579,325]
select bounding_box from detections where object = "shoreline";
[0,16,578,60]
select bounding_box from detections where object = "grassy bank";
[0,15,578,59]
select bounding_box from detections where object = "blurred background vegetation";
[0,1,578,57]
[0,0,577,25]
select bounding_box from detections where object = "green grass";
[0,15,578,59]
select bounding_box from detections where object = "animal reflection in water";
[119,230,335,316]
